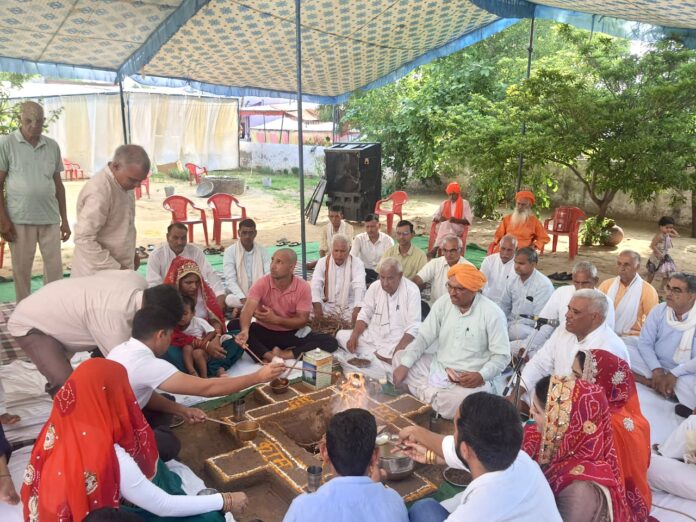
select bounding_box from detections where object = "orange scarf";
[441,196,463,220]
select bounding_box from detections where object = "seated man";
[147,222,225,310]
[510,261,614,358]
[599,250,659,343]
[630,272,696,412]
[649,414,696,503]
[499,247,554,343]
[308,205,354,270]
[516,289,629,406]
[222,218,271,308]
[379,220,427,280]
[429,182,473,257]
[108,306,283,461]
[311,234,366,323]
[401,393,560,522]
[481,234,517,306]
[283,408,408,522]
[335,258,421,380]
[392,264,510,419]
[351,213,393,285]
[235,248,338,362]
[414,235,473,306]
[491,190,549,251]
[7,270,182,396]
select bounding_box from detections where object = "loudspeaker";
[324,143,381,221]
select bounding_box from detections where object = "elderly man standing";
[222,218,270,309]
[499,247,554,342]
[491,190,549,251]
[379,220,427,279]
[335,258,421,380]
[429,182,473,257]
[630,273,696,411]
[392,264,510,419]
[0,101,70,302]
[71,144,149,277]
[413,235,473,306]
[147,222,225,308]
[311,234,366,323]
[515,289,629,405]
[509,261,614,358]
[599,250,658,343]
[351,213,393,284]
[480,234,517,306]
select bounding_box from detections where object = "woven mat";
[0,302,28,365]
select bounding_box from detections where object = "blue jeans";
[409,498,450,522]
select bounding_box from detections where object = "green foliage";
[167,169,189,181]
[579,216,616,246]
[0,75,63,135]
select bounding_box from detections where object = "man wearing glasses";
[413,235,473,306]
[631,272,696,415]
[378,220,427,279]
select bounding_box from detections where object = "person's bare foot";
[0,454,18,506]
[271,347,295,360]
[0,413,20,425]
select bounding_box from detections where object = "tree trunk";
[692,189,695,238]
[596,197,612,220]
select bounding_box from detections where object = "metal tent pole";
[295,0,307,279]
[118,79,129,144]
[515,15,535,192]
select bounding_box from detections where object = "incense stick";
[239,341,266,366]
[205,416,237,428]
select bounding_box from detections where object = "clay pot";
[604,225,624,247]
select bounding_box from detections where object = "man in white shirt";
[515,289,629,408]
[7,271,183,396]
[351,213,393,284]
[335,258,421,380]
[413,235,473,306]
[222,218,271,309]
[401,392,560,522]
[308,205,355,270]
[392,264,510,419]
[108,306,283,461]
[481,234,517,306]
[509,261,614,358]
[499,247,554,342]
[147,222,226,309]
[311,234,366,324]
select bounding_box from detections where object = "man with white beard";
[491,191,549,252]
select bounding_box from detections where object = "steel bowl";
[234,420,260,442]
[270,377,290,394]
[379,454,415,481]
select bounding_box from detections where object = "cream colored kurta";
[71,166,136,278]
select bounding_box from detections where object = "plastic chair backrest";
[390,191,408,211]
[551,206,586,233]
[208,193,242,219]
[184,163,198,175]
[163,195,194,221]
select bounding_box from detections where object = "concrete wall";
[239,141,325,177]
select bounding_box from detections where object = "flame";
[332,372,369,413]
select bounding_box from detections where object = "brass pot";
[233,420,260,442]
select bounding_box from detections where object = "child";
[646,216,679,290]
[173,296,218,377]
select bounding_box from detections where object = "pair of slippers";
[276,239,300,247]
[204,247,224,255]
[136,246,149,259]
[549,271,572,281]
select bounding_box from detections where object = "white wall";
[239,141,325,176]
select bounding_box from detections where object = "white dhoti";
[649,415,696,501]
[392,351,490,419]
[629,344,696,409]
[335,329,393,381]
[508,323,535,344]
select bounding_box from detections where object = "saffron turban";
[447,264,487,292]
[515,190,535,204]
[446,182,461,195]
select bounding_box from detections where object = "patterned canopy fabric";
[0,0,694,102]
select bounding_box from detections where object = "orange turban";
[446,182,461,195]
[447,264,487,292]
[515,190,535,204]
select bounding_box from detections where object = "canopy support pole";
[118,79,129,144]
[295,0,307,279]
[515,15,535,192]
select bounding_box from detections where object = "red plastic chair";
[542,206,586,259]
[428,221,468,256]
[207,194,247,244]
[134,173,151,200]
[163,195,209,245]
[184,163,208,185]
[374,191,408,235]
[62,158,84,181]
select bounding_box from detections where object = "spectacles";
[442,248,460,255]
[665,285,685,295]
[395,231,412,237]
[446,283,467,293]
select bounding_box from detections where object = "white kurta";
[649,415,696,501]
[351,231,394,270]
[480,253,515,306]
[500,270,554,340]
[416,256,473,305]
[310,255,366,320]
[71,166,136,277]
[146,242,225,296]
[336,277,421,379]
[521,323,630,401]
[319,220,354,253]
[222,242,271,300]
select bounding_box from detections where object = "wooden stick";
[239,342,266,366]
[205,416,237,428]
[284,353,304,378]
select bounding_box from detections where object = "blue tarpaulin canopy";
[0,1,694,103]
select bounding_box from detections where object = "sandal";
[287,241,300,247]
[276,239,288,247]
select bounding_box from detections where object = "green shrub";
[579,216,616,246]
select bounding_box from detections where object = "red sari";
[21,359,158,522]
[523,376,633,521]
[164,257,224,326]
[580,349,652,520]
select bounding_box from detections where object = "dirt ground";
[1,176,694,290]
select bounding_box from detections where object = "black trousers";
[143,393,181,462]
[247,322,338,359]
[365,268,379,286]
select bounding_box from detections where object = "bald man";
[71,144,150,277]
[0,102,70,302]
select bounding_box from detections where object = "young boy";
[173,296,218,377]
